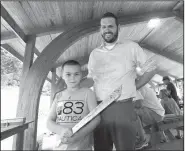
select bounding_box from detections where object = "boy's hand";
[62,135,78,144]
[59,128,73,138]
[134,99,143,109]
[59,128,73,144]
[63,128,73,138]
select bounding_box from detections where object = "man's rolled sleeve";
[134,43,157,75]
[133,43,147,72]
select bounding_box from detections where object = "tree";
[1,49,22,87]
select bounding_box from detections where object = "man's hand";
[134,99,143,109]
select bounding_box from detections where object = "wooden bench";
[144,114,183,149]
[1,117,33,150]
[148,138,183,150]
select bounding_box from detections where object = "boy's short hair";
[62,60,81,69]
[101,12,118,26]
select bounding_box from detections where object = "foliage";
[1,49,51,95]
[1,49,22,87]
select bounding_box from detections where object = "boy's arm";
[46,98,68,135]
[69,89,100,142]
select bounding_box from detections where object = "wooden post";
[18,35,36,100]
[50,68,56,106]
[14,118,26,150]
[13,35,36,150]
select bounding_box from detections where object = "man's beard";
[102,30,118,43]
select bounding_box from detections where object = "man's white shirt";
[88,40,149,101]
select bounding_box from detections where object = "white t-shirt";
[137,86,165,117]
[88,40,147,101]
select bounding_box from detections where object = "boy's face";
[62,65,82,88]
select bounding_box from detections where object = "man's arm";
[68,89,100,143]
[131,42,158,90]
[136,68,157,90]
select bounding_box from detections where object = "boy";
[47,60,100,150]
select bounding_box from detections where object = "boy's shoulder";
[53,89,65,101]
[80,87,94,94]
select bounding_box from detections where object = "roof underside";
[1,1,184,84]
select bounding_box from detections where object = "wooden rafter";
[1,4,42,56]
[173,1,184,11]
[1,32,18,44]
[173,10,184,23]
[1,4,27,43]
[1,44,24,61]
[172,1,184,22]
[50,68,56,106]
[140,43,183,64]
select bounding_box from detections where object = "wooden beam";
[1,4,27,43]
[140,43,183,64]
[1,4,42,58]
[173,10,184,23]
[173,1,184,11]
[30,25,63,37]
[19,35,36,86]
[55,55,89,68]
[15,35,37,150]
[1,32,17,44]
[17,35,36,117]
[50,68,56,106]
[1,44,24,61]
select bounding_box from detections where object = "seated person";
[159,89,182,139]
[159,89,182,116]
[137,84,165,126]
[134,84,167,143]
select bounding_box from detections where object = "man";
[135,83,165,126]
[86,12,158,150]
[162,76,179,107]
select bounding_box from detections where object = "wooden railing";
[1,117,33,150]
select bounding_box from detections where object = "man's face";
[62,65,82,88]
[100,17,119,43]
